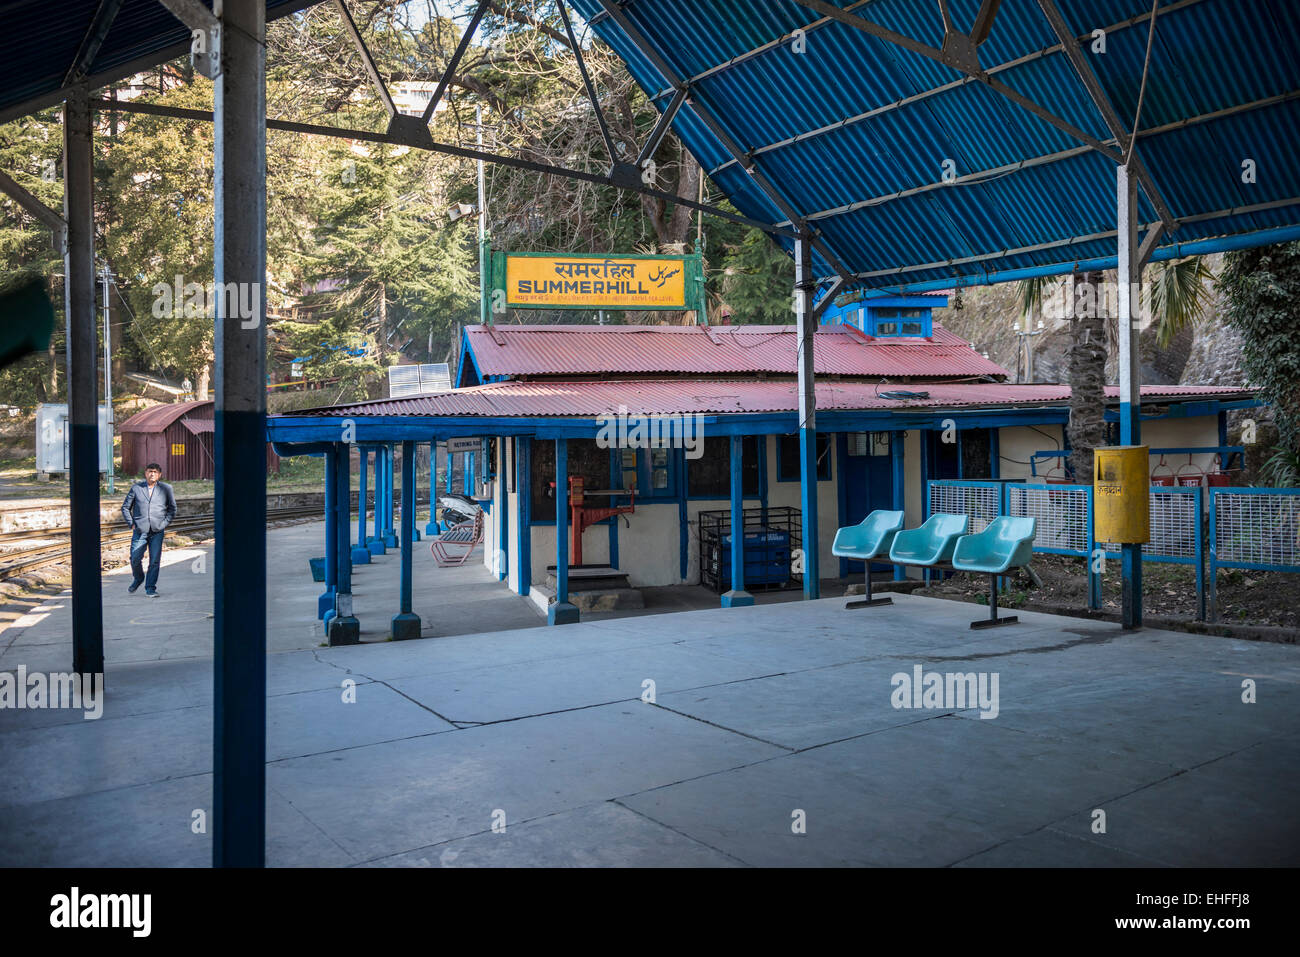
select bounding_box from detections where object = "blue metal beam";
[328,444,360,645]
[319,446,336,620]
[549,439,578,625]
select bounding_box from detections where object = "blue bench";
[888,513,970,566]
[831,510,904,607]
[951,516,1037,629]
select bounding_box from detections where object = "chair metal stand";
[971,573,1018,629]
[846,564,892,608]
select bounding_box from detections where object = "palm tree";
[1017,256,1214,482]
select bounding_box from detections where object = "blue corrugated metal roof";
[571,0,1300,291]
[0,0,318,124]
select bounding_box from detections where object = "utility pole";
[1013,317,1045,383]
[101,262,115,493]
[477,103,488,326]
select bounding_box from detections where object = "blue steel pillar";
[212,0,267,868]
[1117,165,1143,629]
[352,447,370,564]
[328,445,360,645]
[319,449,337,619]
[795,233,820,599]
[426,440,440,535]
[892,430,907,582]
[392,440,421,639]
[367,448,385,555]
[549,438,579,625]
[383,444,398,548]
[722,434,754,607]
[496,438,508,581]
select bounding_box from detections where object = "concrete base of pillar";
[350,547,371,565]
[721,589,754,608]
[367,537,386,556]
[548,601,580,626]
[390,612,421,640]
[384,531,398,548]
[328,615,360,646]
[410,529,420,542]
[425,521,439,536]
[317,589,335,620]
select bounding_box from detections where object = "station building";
[268,319,1254,607]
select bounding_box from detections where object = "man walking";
[121,462,176,597]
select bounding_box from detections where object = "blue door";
[839,432,894,576]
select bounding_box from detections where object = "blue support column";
[549,438,579,625]
[392,440,421,639]
[892,430,906,582]
[351,447,370,565]
[328,445,360,645]
[446,450,454,493]
[367,448,385,556]
[799,427,821,598]
[496,439,508,581]
[1117,165,1143,629]
[518,437,531,596]
[722,434,754,607]
[319,448,337,619]
[383,444,398,548]
[426,441,440,535]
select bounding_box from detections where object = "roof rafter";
[792,0,1121,161]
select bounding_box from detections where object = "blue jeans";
[130,528,165,592]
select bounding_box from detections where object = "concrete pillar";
[392,439,421,639]
[352,447,370,564]
[62,84,103,677]
[328,445,360,646]
[496,438,508,580]
[795,232,820,599]
[891,430,906,581]
[721,434,753,607]
[367,447,385,555]
[212,0,267,869]
[549,438,578,625]
[319,448,337,619]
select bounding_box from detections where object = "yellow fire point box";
[1094,446,1150,543]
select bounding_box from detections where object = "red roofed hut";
[119,399,278,480]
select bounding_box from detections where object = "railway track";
[0,505,324,581]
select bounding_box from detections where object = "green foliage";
[1220,241,1300,453]
[1260,446,1300,488]
[1144,256,1216,347]
[718,227,795,324]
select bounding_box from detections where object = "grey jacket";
[122,480,176,534]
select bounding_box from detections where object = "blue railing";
[922,479,1300,622]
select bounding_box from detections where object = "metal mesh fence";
[928,482,1000,533]
[1099,488,1199,559]
[1214,492,1300,569]
[1007,485,1089,554]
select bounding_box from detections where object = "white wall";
[997,424,1065,481]
[993,418,1223,483]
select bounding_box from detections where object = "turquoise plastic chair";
[952,516,1038,628]
[888,513,969,566]
[832,510,904,607]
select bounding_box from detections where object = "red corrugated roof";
[464,323,1009,380]
[118,399,214,433]
[287,381,1252,419]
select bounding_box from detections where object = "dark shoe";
[145,590,159,598]
[128,582,141,594]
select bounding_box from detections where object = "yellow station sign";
[505,255,687,309]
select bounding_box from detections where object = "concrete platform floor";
[1,524,1299,866]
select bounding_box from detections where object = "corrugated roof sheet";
[281,381,1251,419]
[118,399,213,433]
[570,0,1300,290]
[464,323,1009,379]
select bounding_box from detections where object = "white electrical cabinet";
[34,404,110,474]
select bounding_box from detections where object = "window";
[688,436,760,497]
[619,447,678,499]
[529,439,611,522]
[868,306,930,338]
[777,433,832,482]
